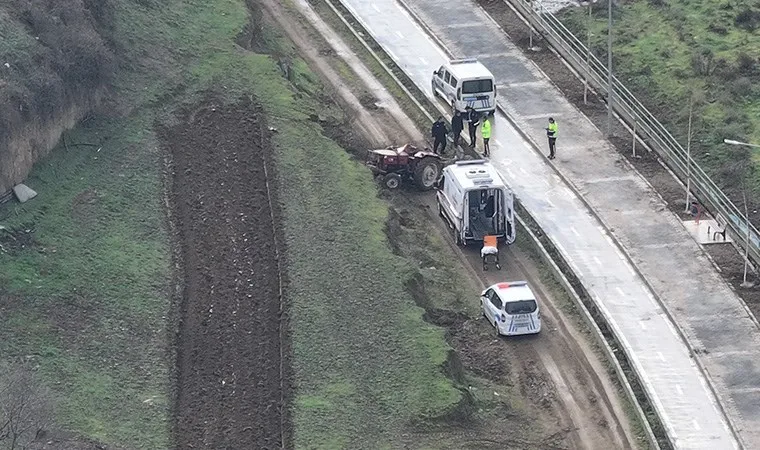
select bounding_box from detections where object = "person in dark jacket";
[451,110,464,148]
[431,116,448,154]
[465,106,480,148]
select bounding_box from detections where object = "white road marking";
[419,56,428,65]
[492,139,501,147]
[386,48,399,62]
[676,384,683,395]
[395,30,404,39]
[593,256,602,266]
[519,167,528,175]
[371,2,379,12]
[657,351,666,362]
[693,419,701,431]
[639,320,647,330]
[570,226,580,237]
[615,287,625,297]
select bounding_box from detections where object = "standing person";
[545,117,558,159]
[465,106,480,148]
[480,115,492,157]
[451,110,464,148]
[431,116,448,155]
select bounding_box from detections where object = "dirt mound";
[162,96,289,449]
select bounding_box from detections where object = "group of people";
[430,106,492,157]
[430,108,558,160]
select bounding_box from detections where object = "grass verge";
[558,0,760,209]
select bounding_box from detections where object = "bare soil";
[162,96,288,449]
[272,1,639,447]
[475,0,760,320]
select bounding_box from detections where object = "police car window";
[462,79,494,94]
[489,292,503,309]
[444,71,451,84]
[449,76,457,87]
[505,300,537,315]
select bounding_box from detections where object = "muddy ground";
[475,0,760,319]
[162,97,288,449]
[266,0,639,447]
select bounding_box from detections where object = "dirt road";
[164,98,287,449]
[267,0,639,448]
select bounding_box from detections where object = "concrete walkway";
[337,0,754,447]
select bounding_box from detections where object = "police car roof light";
[450,58,479,65]
[455,159,487,166]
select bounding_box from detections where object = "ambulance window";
[449,75,458,87]
[444,71,451,84]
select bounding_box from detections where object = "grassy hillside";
[560,0,760,200]
[0,0,462,447]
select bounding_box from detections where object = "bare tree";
[0,364,53,450]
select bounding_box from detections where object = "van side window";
[449,75,457,87]
[444,71,451,84]
[489,291,503,310]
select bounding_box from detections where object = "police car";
[480,281,541,336]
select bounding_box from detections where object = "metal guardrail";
[506,0,760,268]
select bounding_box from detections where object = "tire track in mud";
[164,97,287,449]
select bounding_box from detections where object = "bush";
[735,7,760,31]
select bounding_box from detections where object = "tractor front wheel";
[384,173,402,190]
[413,157,442,191]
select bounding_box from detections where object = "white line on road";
[492,139,501,147]
[657,352,666,362]
[371,2,379,12]
[593,256,602,266]
[693,419,702,431]
[395,30,404,39]
[570,226,580,237]
[676,384,683,395]
[386,48,399,62]
[615,287,625,297]
[418,56,428,65]
[639,320,648,330]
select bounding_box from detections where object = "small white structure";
[431,58,496,115]
[436,160,516,246]
[481,281,542,336]
[13,184,37,203]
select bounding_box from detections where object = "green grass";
[0,0,463,448]
[560,0,760,194]
[0,113,171,448]
[270,80,461,449]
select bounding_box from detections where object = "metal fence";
[506,0,760,268]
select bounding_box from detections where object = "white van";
[436,160,516,246]
[481,281,542,336]
[431,58,496,116]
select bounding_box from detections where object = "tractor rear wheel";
[384,173,402,189]
[413,157,441,191]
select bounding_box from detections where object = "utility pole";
[606,0,613,137]
[684,97,693,212]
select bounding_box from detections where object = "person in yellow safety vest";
[545,117,558,160]
[481,115,492,157]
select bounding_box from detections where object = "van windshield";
[462,79,494,94]
[505,300,537,315]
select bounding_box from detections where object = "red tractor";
[365,144,443,191]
